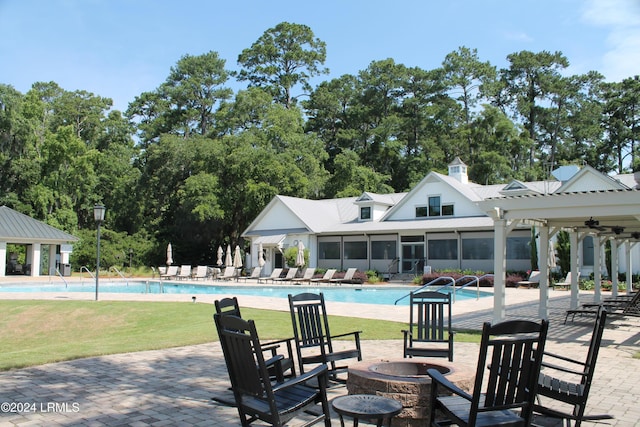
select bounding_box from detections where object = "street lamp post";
[94,204,106,301]
[129,248,133,275]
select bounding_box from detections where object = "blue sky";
[1,0,639,112]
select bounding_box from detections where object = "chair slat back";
[214,314,271,398]
[214,297,241,317]
[471,320,548,425]
[411,291,450,343]
[289,293,330,350]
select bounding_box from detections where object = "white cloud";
[582,0,640,81]
[503,31,534,43]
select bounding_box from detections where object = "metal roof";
[0,206,78,243]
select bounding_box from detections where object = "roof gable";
[556,165,629,193]
[382,171,484,220]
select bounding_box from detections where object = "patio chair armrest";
[263,337,295,346]
[541,362,587,377]
[264,354,285,368]
[330,330,362,340]
[427,368,472,401]
[543,351,585,367]
[262,337,295,357]
[272,364,328,392]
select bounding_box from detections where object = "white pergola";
[479,189,640,323]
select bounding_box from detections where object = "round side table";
[331,394,403,427]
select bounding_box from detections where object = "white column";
[593,238,602,304]
[570,230,579,309]
[626,241,634,295]
[493,218,507,323]
[29,243,41,276]
[538,227,550,320]
[0,241,6,277]
[611,239,619,298]
[49,245,57,275]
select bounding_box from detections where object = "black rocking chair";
[534,306,613,426]
[214,313,331,427]
[288,292,362,381]
[214,297,296,377]
[402,290,454,361]
[428,319,549,427]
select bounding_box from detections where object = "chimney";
[448,157,468,184]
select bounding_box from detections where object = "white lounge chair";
[259,268,283,284]
[553,272,573,290]
[330,268,357,284]
[516,270,541,288]
[238,266,262,282]
[310,269,336,283]
[176,265,192,280]
[272,267,298,283]
[161,265,178,280]
[192,265,208,280]
[218,266,237,281]
[293,268,316,284]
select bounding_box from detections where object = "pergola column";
[538,226,550,320]
[493,217,507,323]
[593,237,602,303]
[611,239,619,298]
[570,230,579,309]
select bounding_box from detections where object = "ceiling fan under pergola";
[584,217,640,239]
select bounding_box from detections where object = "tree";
[492,50,569,173]
[237,22,328,108]
[127,51,232,145]
[602,76,640,172]
[442,46,496,153]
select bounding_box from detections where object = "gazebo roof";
[0,206,78,243]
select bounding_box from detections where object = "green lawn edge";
[0,300,480,371]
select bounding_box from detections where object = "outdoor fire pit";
[347,360,475,427]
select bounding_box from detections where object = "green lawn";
[0,300,479,371]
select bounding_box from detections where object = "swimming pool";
[0,281,491,305]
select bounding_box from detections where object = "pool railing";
[394,274,493,305]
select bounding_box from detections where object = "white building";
[243,158,640,286]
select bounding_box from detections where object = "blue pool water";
[0,281,490,306]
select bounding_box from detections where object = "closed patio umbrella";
[166,243,173,266]
[233,245,243,268]
[296,241,305,267]
[258,243,265,267]
[548,243,557,270]
[216,246,223,266]
[225,245,232,267]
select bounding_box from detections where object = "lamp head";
[93,204,106,223]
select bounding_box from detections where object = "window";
[371,241,397,259]
[442,204,454,216]
[428,239,458,260]
[506,237,530,260]
[462,238,493,260]
[428,196,441,217]
[401,235,425,243]
[582,236,594,266]
[318,242,340,259]
[360,206,371,220]
[415,206,428,218]
[344,241,367,259]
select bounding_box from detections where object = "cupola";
[448,157,468,184]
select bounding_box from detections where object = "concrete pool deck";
[1,275,639,426]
